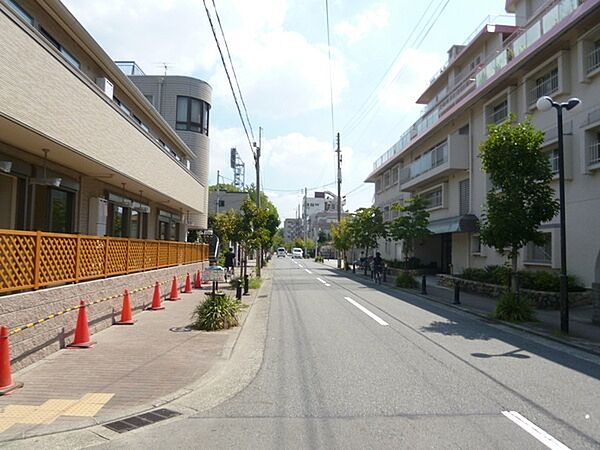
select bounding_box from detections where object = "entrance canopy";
[427,214,479,234]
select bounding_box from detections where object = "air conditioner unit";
[89,197,108,236]
[96,77,114,98]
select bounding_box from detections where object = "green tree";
[388,196,431,266]
[479,116,559,291]
[348,206,387,257]
[331,216,353,267]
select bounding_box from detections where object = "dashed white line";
[305,269,312,274]
[316,277,331,286]
[502,411,571,450]
[344,297,388,326]
[298,264,304,268]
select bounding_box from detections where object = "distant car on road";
[291,247,303,259]
[277,247,286,258]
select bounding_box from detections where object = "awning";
[427,214,479,234]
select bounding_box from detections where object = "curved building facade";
[127,73,212,229]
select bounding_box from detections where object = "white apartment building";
[367,0,600,288]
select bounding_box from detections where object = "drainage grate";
[104,408,181,433]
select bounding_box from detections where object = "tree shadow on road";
[420,320,494,341]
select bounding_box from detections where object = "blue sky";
[62,0,513,221]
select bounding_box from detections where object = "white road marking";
[316,277,331,286]
[502,411,571,450]
[305,269,312,274]
[298,264,304,268]
[344,297,388,326]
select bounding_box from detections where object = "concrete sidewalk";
[321,259,600,355]
[0,266,263,443]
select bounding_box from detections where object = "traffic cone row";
[0,272,200,393]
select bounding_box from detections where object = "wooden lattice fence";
[0,229,208,294]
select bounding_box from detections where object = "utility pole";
[253,127,262,277]
[304,187,308,258]
[336,132,342,269]
[216,170,220,215]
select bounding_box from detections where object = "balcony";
[400,134,469,191]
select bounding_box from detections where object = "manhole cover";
[104,408,181,433]
[169,326,193,332]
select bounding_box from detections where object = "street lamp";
[536,95,581,334]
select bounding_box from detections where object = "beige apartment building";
[0,0,210,241]
[367,0,600,288]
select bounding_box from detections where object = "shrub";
[395,272,417,289]
[314,256,324,263]
[248,276,262,289]
[491,293,535,322]
[458,266,584,292]
[191,293,243,331]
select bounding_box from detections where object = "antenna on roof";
[153,62,174,76]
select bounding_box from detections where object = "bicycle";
[373,266,383,285]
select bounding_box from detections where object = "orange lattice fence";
[0,229,208,294]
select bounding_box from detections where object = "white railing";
[589,141,600,166]
[587,45,600,74]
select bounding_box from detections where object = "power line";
[202,0,254,155]
[210,0,255,143]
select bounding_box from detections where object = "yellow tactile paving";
[0,393,114,433]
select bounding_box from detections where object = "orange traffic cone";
[168,276,180,301]
[116,289,135,325]
[194,270,201,289]
[183,273,193,293]
[0,326,23,395]
[68,300,95,348]
[147,281,165,310]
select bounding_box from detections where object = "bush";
[491,293,535,322]
[314,256,324,263]
[458,266,584,292]
[248,276,262,289]
[191,293,243,331]
[395,272,417,289]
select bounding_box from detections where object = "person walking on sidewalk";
[224,247,236,281]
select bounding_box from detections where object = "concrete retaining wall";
[439,275,591,310]
[1,262,205,371]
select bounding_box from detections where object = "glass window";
[6,0,33,25]
[39,28,80,69]
[471,234,481,254]
[48,188,74,233]
[422,188,443,209]
[548,149,559,175]
[527,233,552,264]
[145,94,154,106]
[176,96,210,135]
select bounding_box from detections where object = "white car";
[291,247,303,259]
[277,247,286,258]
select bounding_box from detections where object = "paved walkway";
[321,259,600,355]
[0,264,261,443]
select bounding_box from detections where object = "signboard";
[203,266,225,282]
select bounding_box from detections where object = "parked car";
[277,247,286,258]
[291,247,303,259]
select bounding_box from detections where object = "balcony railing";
[0,230,208,294]
[372,0,584,173]
[587,45,600,74]
[590,141,600,166]
[404,142,448,182]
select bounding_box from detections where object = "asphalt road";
[94,258,600,449]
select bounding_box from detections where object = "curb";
[323,263,600,358]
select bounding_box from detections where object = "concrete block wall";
[1,262,205,371]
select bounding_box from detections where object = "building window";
[459,179,470,215]
[586,39,600,74]
[589,131,600,167]
[391,165,399,184]
[547,149,559,175]
[144,94,154,106]
[487,99,508,125]
[528,67,558,105]
[176,96,210,135]
[158,210,181,241]
[421,187,443,209]
[383,170,390,188]
[6,0,33,25]
[471,234,481,255]
[113,97,131,116]
[375,177,382,192]
[39,28,80,69]
[526,233,552,264]
[48,188,74,233]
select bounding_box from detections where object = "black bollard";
[243,274,249,295]
[453,283,461,305]
[236,280,242,300]
[421,275,427,295]
[352,263,356,274]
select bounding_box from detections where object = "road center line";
[305,269,312,274]
[298,264,303,268]
[316,277,326,284]
[344,297,388,326]
[501,411,571,450]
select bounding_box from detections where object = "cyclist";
[373,252,384,285]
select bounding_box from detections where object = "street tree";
[388,196,431,267]
[330,216,353,268]
[349,206,387,259]
[479,115,559,291]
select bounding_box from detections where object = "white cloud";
[335,4,389,44]
[378,48,446,111]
